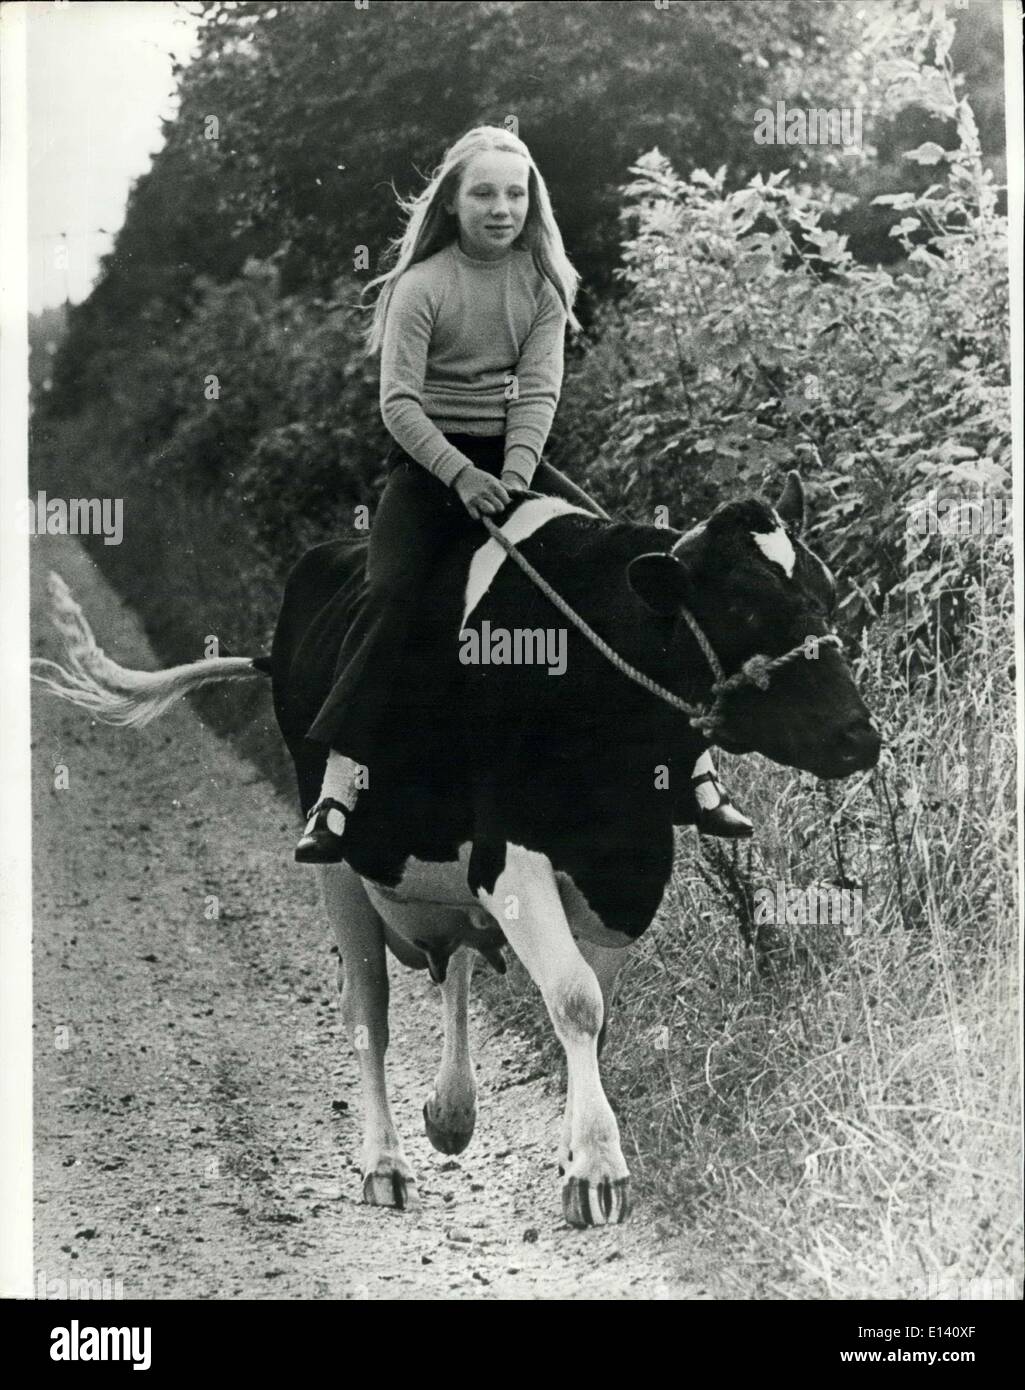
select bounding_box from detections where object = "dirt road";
[31,535,697,1300]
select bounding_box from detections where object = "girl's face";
[447,150,531,260]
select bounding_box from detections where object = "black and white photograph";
[1,0,1022,1322]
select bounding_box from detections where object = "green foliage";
[560,3,1010,654]
[48,0,892,417]
[172,0,875,289]
[90,257,386,579]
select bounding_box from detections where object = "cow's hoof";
[423,1096,475,1156]
[362,1163,419,1212]
[562,1176,631,1228]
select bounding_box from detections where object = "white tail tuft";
[31,571,266,727]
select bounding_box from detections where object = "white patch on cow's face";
[462,497,593,627]
[752,516,796,578]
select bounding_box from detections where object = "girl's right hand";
[453,465,511,519]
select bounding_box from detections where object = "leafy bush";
[101,257,390,580]
[559,4,1011,658]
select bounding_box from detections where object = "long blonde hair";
[362,125,581,354]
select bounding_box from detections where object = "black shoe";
[295,797,351,863]
[692,772,754,839]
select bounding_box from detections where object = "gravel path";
[31,535,698,1300]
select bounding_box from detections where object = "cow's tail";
[30,571,271,729]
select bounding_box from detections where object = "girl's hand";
[500,472,529,495]
[453,465,511,519]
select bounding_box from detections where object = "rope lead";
[478,513,841,736]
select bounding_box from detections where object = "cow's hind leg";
[477,847,630,1228]
[423,945,477,1155]
[317,864,418,1211]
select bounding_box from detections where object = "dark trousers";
[305,433,604,761]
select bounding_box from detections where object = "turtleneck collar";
[450,239,516,268]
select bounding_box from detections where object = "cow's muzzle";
[718,713,881,780]
[788,715,882,780]
[826,715,882,776]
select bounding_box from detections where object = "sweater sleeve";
[379,271,475,488]
[502,281,567,486]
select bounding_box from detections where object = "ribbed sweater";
[379,240,567,488]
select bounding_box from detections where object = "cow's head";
[627,473,880,779]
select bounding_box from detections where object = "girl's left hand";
[501,472,529,494]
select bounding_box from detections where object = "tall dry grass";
[480,531,1020,1299]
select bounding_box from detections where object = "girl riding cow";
[295,124,752,862]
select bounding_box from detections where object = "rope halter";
[479,514,842,739]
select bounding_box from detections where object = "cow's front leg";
[424,945,477,1155]
[477,846,630,1227]
[558,938,628,1175]
[317,864,418,1211]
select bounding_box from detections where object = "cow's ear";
[627,552,692,617]
[776,470,805,533]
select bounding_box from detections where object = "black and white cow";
[34,472,880,1228]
